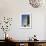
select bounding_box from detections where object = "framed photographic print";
[20,12,32,28]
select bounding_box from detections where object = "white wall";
[0,0,46,40]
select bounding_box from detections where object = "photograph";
[22,14,30,27]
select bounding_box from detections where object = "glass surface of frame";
[20,12,32,29]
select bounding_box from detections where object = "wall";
[0,0,46,40]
